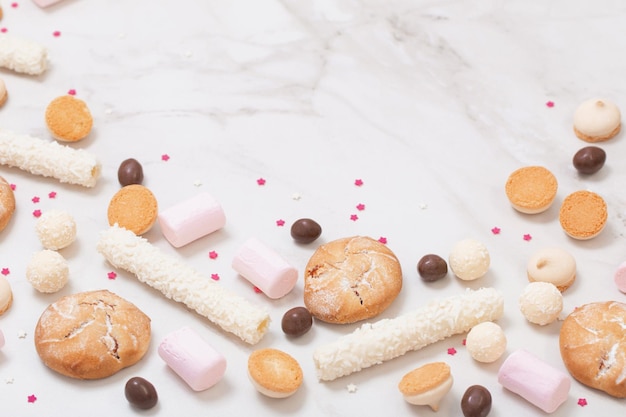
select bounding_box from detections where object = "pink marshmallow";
[158,192,226,248]
[158,326,227,391]
[497,349,570,413]
[232,237,298,299]
[614,261,626,293]
[32,0,66,7]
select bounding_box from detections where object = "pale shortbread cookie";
[519,282,562,325]
[559,190,607,240]
[248,348,303,398]
[466,321,507,363]
[34,289,151,379]
[304,236,402,324]
[527,247,576,292]
[36,209,76,250]
[398,362,453,411]
[560,302,626,397]
[26,250,69,293]
[505,166,558,214]
[0,175,15,232]
[448,238,490,281]
[573,98,621,142]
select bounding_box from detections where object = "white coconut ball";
[35,210,77,250]
[465,321,507,363]
[519,281,563,325]
[26,250,69,293]
[448,238,490,280]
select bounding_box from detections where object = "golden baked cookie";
[0,78,8,107]
[505,166,558,214]
[304,236,402,324]
[0,274,13,316]
[248,348,303,398]
[559,190,607,240]
[107,184,158,235]
[45,95,93,142]
[560,302,626,397]
[34,289,151,379]
[398,362,453,411]
[0,175,16,232]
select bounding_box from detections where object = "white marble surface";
[1,0,626,415]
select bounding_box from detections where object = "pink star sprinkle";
[11,3,18,8]
[491,227,501,235]
[210,273,220,281]
[447,347,457,356]
[33,209,42,218]
[350,214,358,221]
[67,89,76,95]
[0,28,7,33]
[161,154,170,161]
[10,183,16,191]
[546,101,555,108]
[208,251,218,259]
[1,268,9,276]
[356,203,365,211]
[107,271,117,280]
[256,178,266,186]
[577,398,587,407]
[462,338,467,346]
[32,196,40,203]
[276,219,285,227]
[48,191,57,199]
[378,237,387,244]
[53,31,61,37]
[27,394,37,403]
[523,234,532,241]
[253,286,262,293]
[354,179,363,186]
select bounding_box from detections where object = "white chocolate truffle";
[449,239,490,280]
[35,210,76,250]
[519,282,562,325]
[26,250,69,293]
[466,321,507,363]
[526,247,576,292]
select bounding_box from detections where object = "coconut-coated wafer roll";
[313,287,504,381]
[0,130,100,187]
[97,225,271,345]
[0,35,48,75]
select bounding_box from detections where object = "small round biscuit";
[0,176,16,232]
[505,166,558,214]
[107,185,158,235]
[45,95,93,142]
[560,302,626,397]
[448,238,490,281]
[519,282,562,325]
[303,236,402,324]
[573,98,621,142]
[36,209,77,250]
[248,348,303,398]
[559,190,607,240]
[526,247,576,292]
[34,289,151,379]
[398,362,453,411]
[466,321,507,363]
[26,250,69,293]
[0,274,13,316]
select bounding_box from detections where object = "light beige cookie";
[248,348,303,398]
[573,98,621,142]
[304,236,402,324]
[107,184,158,235]
[398,362,453,411]
[34,289,151,379]
[527,247,576,292]
[505,166,558,214]
[0,175,15,232]
[560,301,626,398]
[45,95,93,142]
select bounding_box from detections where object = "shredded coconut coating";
[313,287,504,381]
[36,210,77,250]
[0,130,100,187]
[0,34,48,75]
[97,225,270,345]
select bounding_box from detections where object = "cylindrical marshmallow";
[614,261,626,293]
[232,237,298,299]
[497,349,570,413]
[158,327,227,391]
[0,35,48,75]
[0,130,100,187]
[158,192,226,248]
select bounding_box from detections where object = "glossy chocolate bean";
[461,385,492,417]
[281,306,313,337]
[290,218,322,243]
[417,254,448,282]
[125,376,158,410]
[573,146,606,174]
[118,158,144,186]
